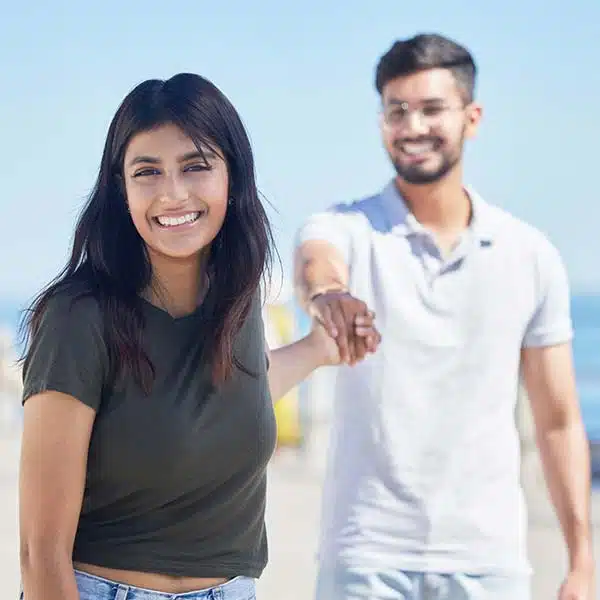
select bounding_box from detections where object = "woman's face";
[123,123,229,264]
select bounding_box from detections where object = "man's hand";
[308,291,380,365]
[308,311,380,367]
[522,343,594,600]
[559,563,595,599]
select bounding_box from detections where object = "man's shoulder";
[297,189,387,240]
[478,199,566,283]
[479,197,558,253]
[314,189,392,235]
[326,191,384,217]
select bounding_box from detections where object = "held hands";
[307,291,381,367]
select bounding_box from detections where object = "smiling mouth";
[399,140,440,156]
[153,211,204,228]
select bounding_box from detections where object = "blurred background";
[0,1,598,598]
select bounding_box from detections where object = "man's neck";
[396,167,472,236]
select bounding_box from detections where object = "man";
[294,33,594,599]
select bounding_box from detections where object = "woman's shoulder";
[22,281,109,409]
[38,281,103,330]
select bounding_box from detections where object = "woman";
[18,73,380,600]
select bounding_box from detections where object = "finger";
[351,315,368,362]
[337,302,361,365]
[354,310,378,339]
[366,335,375,351]
[353,334,368,364]
[372,330,382,350]
[329,304,351,363]
[354,328,379,355]
[347,327,360,365]
[355,325,375,337]
[354,315,370,327]
[342,302,368,365]
[360,327,381,352]
[355,308,376,323]
[315,302,338,339]
[366,335,377,352]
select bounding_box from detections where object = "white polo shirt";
[296,181,573,576]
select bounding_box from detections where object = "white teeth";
[156,212,201,227]
[402,142,435,155]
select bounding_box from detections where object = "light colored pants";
[315,566,530,600]
[20,570,256,600]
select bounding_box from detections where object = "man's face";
[380,68,482,185]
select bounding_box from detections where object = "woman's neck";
[145,250,210,318]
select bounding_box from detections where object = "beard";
[390,131,465,185]
[392,152,459,184]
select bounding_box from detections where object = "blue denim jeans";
[20,570,256,600]
[315,566,531,600]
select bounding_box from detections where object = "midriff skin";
[73,561,229,594]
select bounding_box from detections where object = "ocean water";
[1,294,599,439]
[572,294,600,440]
[296,293,600,441]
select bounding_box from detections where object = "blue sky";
[1,0,598,303]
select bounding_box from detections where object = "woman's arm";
[20,391,95,600]
[267,313,379,402]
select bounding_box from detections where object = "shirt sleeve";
[22,293,108,411]
[295,208,354,265]
[522,240,574,348]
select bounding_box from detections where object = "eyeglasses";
[382,102,466,129]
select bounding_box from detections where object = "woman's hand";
[307,310,381,367]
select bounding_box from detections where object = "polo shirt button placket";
[209,585,223,600]
[416,235,442,288]
[423,572,447,599]
[114,584,130,600]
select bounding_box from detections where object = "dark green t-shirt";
[22,287,277,578]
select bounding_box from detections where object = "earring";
[228,197,234,206]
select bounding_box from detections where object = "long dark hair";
[21,73,274,390]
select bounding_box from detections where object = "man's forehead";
[382,69,461,101]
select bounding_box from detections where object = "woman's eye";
[133,168,160,178]
[185,163,211,172]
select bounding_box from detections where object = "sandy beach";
[258,424,600,599]
[1,424,598,599]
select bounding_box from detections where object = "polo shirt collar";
[381,180,496,243]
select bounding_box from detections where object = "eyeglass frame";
[381,100,469,130]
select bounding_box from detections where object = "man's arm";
[293,239,350,309]
[520,239,594,598]
[294,238,377,365]
[521,343,593,575]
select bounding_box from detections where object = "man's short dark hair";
[375,33,477,102]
